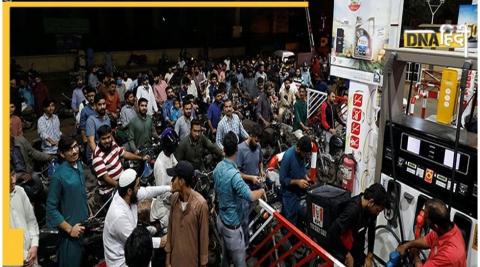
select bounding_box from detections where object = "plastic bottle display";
[354,16,375,60]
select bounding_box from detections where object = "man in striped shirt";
[92,125,148,204]
[37,98,62,155]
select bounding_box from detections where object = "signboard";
[458,4,477,48]
[330,0,392,81]
[403,31,465,48]
[345,81,380,195]
[403,5,476,50]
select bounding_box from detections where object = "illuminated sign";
[403,24,473,49]
[404,31,463,48]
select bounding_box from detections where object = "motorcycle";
[38,193,113,267]
[312,125,346,185]
[127,143,161,186]
[260,122,294,166]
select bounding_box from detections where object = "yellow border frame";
[3,2,25,265]
[3,1,309,265]
[5,2,309,8]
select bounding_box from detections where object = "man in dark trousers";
[326,183,387,267]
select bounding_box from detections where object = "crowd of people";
[9,54,467,267]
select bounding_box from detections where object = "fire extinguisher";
[340,154,357,192]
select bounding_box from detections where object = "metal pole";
[305,7,315,53]
[405,63,415,115]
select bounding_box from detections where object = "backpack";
[306,184,351,246]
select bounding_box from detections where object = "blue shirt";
[86,113,111,141]
[315,80,328,93]
[208,84,218,102]
[236,142,263,189]
[213,159,251,226]
[71,87,86,110]
[301,70,312,87]
[163,99,174,121]
[280,146,308,196]
[236,142,262,176]
[19,86,34,107]
[236,72,245,88]
[37,114,62,154]
[79,104,96,131]
[207,101,222,129]
[170,107,181,122]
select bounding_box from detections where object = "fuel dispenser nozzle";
[414,209,425,239]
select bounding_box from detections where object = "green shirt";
[175,134,223,171]
[293,99,307,131]
[127,114,153,152]
[46,160,89,228]
[45,152,88,267]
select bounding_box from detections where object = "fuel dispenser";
[373,48,478,266]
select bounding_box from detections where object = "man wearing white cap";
[103,168,171,267]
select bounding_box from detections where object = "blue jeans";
[216,216,247,267]
[240,198,253,246]
[282,192,306,229]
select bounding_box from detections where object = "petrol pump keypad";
[398,157,468,196]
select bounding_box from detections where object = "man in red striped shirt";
[92,125,148,204]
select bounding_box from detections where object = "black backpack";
[306,184,351,246]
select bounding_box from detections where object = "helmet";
[160,127,179,154]
[329,135,344,157]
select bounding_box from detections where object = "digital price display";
[400,133,470,175]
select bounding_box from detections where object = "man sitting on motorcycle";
[92,125,148,206]
[175,119,223,172]
[151,127,179,232]
[320,88,346,153]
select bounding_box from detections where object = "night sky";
[10,7,318,56]
[10,0,470,56]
